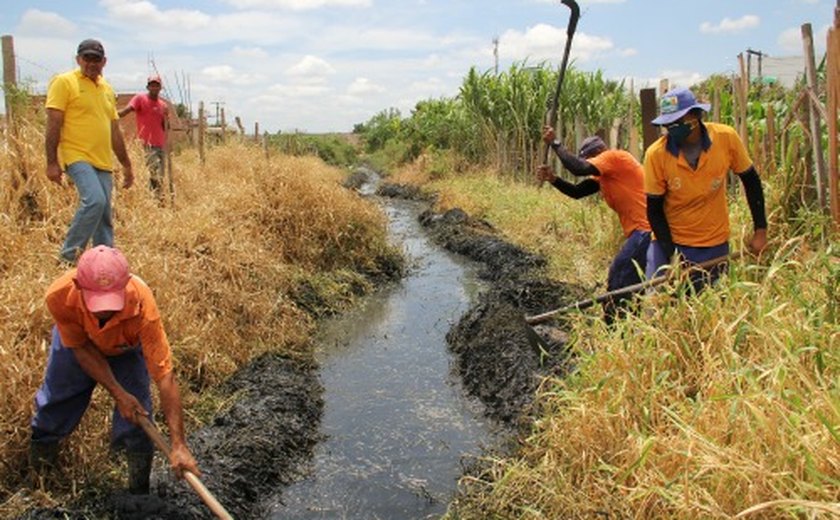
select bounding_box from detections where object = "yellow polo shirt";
[643,123,753,247]
[46,69,118,171]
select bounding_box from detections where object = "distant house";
[753,55,806,88]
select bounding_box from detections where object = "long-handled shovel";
[541,0,581,165]
[526,254,731,325]
[136,415,234,520]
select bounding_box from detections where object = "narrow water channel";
[268,188,502,519]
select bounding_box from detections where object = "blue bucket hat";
[651,87,711,126]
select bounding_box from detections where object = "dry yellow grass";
[0,114,400,509]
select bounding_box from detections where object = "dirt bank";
[410,198,586,426]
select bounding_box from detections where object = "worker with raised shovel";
[29,245,199,495]
[537,127,652,323]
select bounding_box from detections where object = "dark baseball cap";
[77,39,105,58]
[578,136,607,159]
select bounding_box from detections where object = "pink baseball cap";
[147,74,162,85]
[75,246,131,312]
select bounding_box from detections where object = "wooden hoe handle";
[136,415,234,520]
[525,254,731,325]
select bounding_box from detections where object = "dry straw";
[0,112,400,509]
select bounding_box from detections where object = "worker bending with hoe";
[538,127,651,323]
[644,87,767,289]
[30,245,199,494]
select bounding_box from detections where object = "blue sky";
[0,0,834,133]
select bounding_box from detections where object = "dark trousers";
[31,326,153,453]
[604,230,651,323]
[646,240,730,292]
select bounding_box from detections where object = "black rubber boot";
[29,441,59,473]
[127,451,154,495]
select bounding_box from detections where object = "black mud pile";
[380,182,587,425]
[421,207,584,424]
[375,182,433,201]
[150,353,322,519]
[342,168,371,191]
[20,354,321,520]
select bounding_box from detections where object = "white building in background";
[754,55,806,88]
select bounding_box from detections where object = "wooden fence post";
[263,131,270,160]
[736,54,749,144]
[2,34,16,124]
[766,104,777,177]
[640,88,659,154]
[802,22,829,210]
[220,107,227,145]
[828,1,840,227]
[628,80,640,159]
[198,101,206,164]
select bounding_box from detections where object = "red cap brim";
[82,288,126,313]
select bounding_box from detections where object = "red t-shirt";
[588,149,651,237]
[128,93,168,147]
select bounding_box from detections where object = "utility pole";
[210,101,224,126]
[745,48,766,87]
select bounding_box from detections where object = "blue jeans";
[31,326,153,453]
[144,145,165,199]
[646,241,730,291]
[60,161,114,262]
[604,230,651,323]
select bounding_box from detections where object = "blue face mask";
[666,120,697,145]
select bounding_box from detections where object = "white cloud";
[97,0,303,46]
[230,46,270,60]
[347,77,385,95]
[700,15,760,34]
[658,70,706,89]
[17,9,77,37]
[777,24,828,54]
[287,55,336,77]
[99,0,213,30]
[266,83,332,97]
[533,0,625,3]
[224,0,371,10]
[499,24,614,62]
[200,64,264,86]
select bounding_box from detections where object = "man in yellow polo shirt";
[45,39,134,264]
[30,246,199,494]
[643,87,768,288]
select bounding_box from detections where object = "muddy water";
[268,193,502,519]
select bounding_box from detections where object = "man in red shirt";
[119,75,169,201]
[538,127,652,323]
[30,246,199,494]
